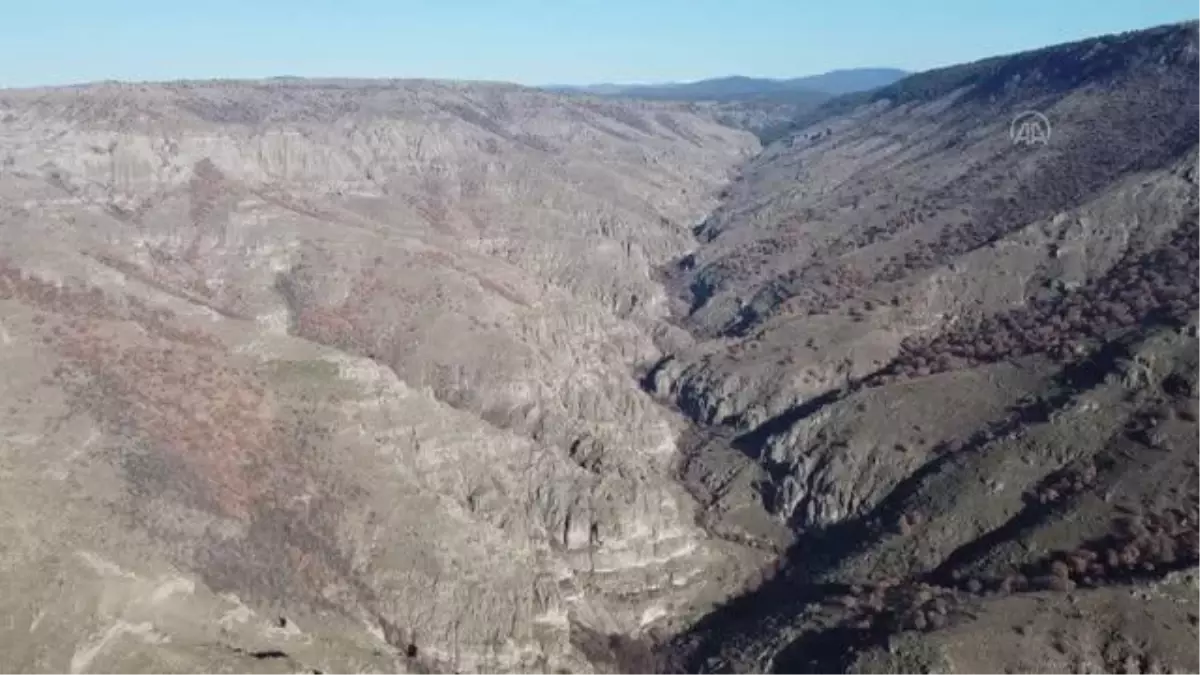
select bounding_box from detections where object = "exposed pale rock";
[0,79,758,672]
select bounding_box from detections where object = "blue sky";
[0,0,1195,88]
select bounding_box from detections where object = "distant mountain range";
[542,68,908,143]
[542,67,908,103]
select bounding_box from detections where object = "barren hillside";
[0,79,762,673]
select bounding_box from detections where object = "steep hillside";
[653,21,1199,673]
[0,79,763,673]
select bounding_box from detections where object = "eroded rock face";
[0,79,759,672]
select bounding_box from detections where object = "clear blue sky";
[1,0,1195,88]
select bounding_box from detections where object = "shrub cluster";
[1025,462,1099,506]
[874,218,1198,383]
[832,581,965,636]
[1030,511,1198,591]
